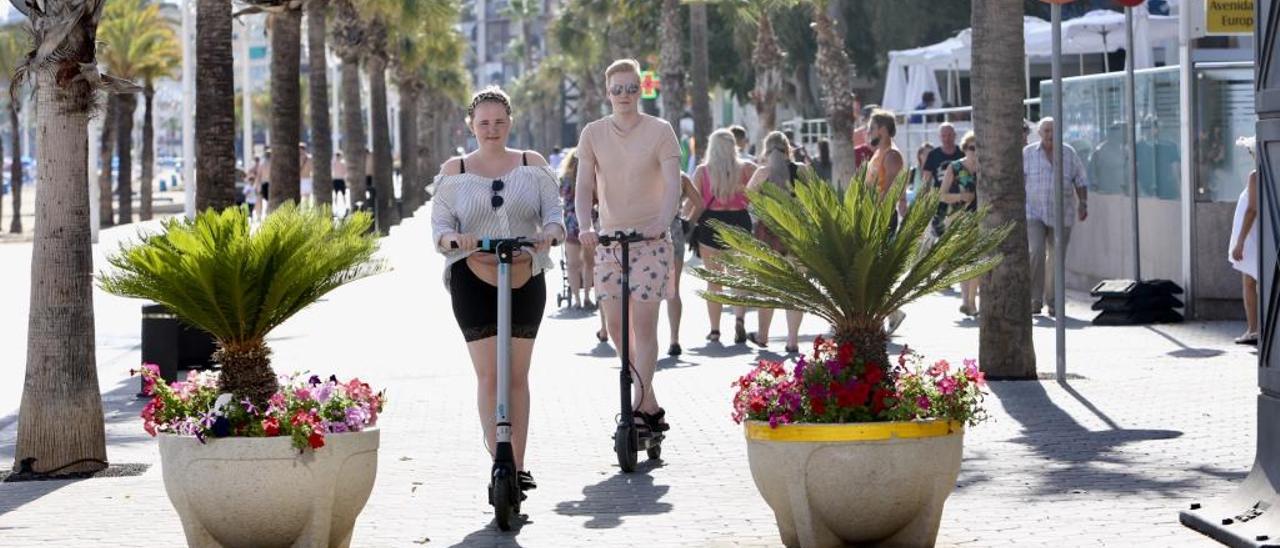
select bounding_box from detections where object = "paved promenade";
[0,211,1256,547]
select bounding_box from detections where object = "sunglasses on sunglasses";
[491,179,504,209]
[609,84,641,97]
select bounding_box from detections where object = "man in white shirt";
[1023,117,1089,316]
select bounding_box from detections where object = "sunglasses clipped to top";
[490,179,505,209]
[609,83,641,97]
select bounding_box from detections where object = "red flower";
[262,417,280,436]
[835,381,870,408]
[748,394,767,414]
[307,431,325,449]
[813,335,825,353]
[291,409,312,427]
[810,398,826,416]
[872,388,890,414]
[863,363,884,386]
[837,343,855,366]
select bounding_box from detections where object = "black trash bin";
[140,304,218,395]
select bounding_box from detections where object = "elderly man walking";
[1024,117,1089,316]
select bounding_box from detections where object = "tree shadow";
[989,381,1202,497]
[554,465,673,529]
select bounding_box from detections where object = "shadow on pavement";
[554,464,673,529]
[1144,326,1227,359]
[1030,315,1092,330]
[448,520,529,548]
[990,381,1196,496]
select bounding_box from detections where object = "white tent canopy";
[883,9,1178,112]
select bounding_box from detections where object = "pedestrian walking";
[333,151,349,213]
[745,130,807,353]
[559,148,597,311]
[431,85,565,495]
[814,139,833,185]
[257,147,272,215]
[574,58,682,434]
[244,156,260,218]
[693,128,755,346]
[864,109,909,334]
[940,131,981,316]
[1229,136,1259,345]
[665,171,704,356]
[730,125,753,161]
[915,141,935,197]
[299,143,314,207]
[1024,117,1089,317]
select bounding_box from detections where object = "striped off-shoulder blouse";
[430,163,565,289]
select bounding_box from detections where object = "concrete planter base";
[158,429,379,548]
[745,420,963,548]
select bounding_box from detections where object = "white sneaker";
[887,309,907,335]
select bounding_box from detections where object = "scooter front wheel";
[615,424,637,473]
[647,444,662,460]
[490,466,520,531]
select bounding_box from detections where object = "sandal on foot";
[518,471,537,491]
[747,332,769,348]
[596,329,609,343]
[1236,332,1259,345]
[706,330,721,342]
[637,408,671,432]
[668,343,682,356]
[785,344,799,354]
[734,318,747,345]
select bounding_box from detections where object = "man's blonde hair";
[605,58,642,82]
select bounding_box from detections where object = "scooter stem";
[495,240,513,447]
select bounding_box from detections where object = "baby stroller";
[556,245,572,308]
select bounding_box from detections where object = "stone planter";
[745,420,963,548]
[158,428,379,548]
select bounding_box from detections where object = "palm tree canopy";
[98,205,387,349]
[695,170,1013,336]
[98,0,180,82]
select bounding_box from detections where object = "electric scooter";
[597,231,665,473]
[454,237,535,531]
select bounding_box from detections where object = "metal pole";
[1103,32,1111,73]
[1125,7,1140,281]
[1025,55,1032,121]
[1052,4,1066,380]
[1177,0,1196,317]
[240,17,253,169]
[88,116,100,242]
[182,0,195,220]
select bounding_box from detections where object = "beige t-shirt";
[576,114,681,232]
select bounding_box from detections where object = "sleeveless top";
[700,164,753,210]
[430,152,565,289]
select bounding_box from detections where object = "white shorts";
[301,178,313,195]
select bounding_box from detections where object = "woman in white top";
[431,86,565,492]
[1229,136,1259,345]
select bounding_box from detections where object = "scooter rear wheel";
[490,466,520,531]
[615,425,637,473]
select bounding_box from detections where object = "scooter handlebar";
[447,237,541,253]
[597,231,648,246]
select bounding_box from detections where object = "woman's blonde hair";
[961,131,977,151]
[559,147,579,181]
[704,129,741,203]
[763,131,792,192]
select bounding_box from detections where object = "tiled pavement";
[0,213,1256,547]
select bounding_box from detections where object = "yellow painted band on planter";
[744,420,963,442]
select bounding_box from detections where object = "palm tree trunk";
[307,0,333,207]
[415,91,432,201]
[398,83,420,215]
[97,95,116,227]
[688,2,711,162]
[15,68,107,476]
[835,324,891,381]
[339,55,367,204]
[196,0,238,212]
[579,69,602,125]
[213,341,277,408]
[973,0,1036,380]
[9,99,22,233]
[140,84,155,221]
[812,4,857,190]
[268,8,303,210]
[751,15,783,137]
[115,92,137,225]
[368,53,396,234]
[658,0,684,133]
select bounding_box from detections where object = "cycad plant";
[99,205,386,405]
[695,170,1011,373]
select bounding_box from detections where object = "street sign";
[1205,0,1255,35]
[1114,0,1145,6]
[641,70,660,100]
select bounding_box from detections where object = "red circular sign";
[1114,0,1145,6]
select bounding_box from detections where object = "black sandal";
[734,317,747,345]
[518,470,537,491]
[747,332,769,348]
[637,408,671,432]
[596,329,608,343]
[705,330,721,342]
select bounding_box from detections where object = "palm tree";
[196,0,238,211]
[330,0,367,205]
[99,0,179,225]
[97,95,116,227]
[502,0,540,147]
[749,9,784,136]
[697,171,1011,372]
[0,26,26,233]
[137,45,181,221]
[11,0,110,476]
[266,3,304,210]
[100,205,385,406]
[688,2,711,161]
[306,0,332,207]
[360,11,394,233]
[389,1,458,215]
[551,1,604,126]
[811,0,857,189]
[658,0,684,132]
[972,0,1036,379]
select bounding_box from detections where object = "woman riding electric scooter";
[432,86,564,528]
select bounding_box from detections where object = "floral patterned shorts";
[593,238,674,302]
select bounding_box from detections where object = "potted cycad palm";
[99,204,387,548]
[696,170,1010,548]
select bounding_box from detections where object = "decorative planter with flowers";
[101,205,387,548]
[698,168,1011,547]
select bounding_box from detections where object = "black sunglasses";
[491,179,504,209]
[609,84,641,97]
[965,145,978,151]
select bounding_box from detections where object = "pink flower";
[916,395,932,411]
[937,376,958,396]
[294,387,312,401]
[964,361,986,386]
[927,360,951,377]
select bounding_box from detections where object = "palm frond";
[98,205,387,347]
[694,169,1012,335]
